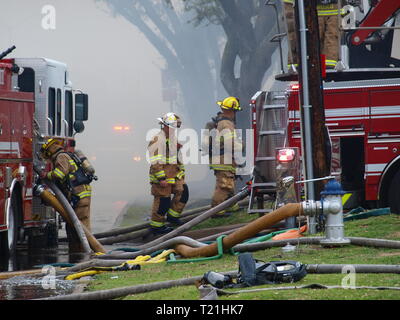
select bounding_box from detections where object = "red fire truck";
[248,0,400,216]
[0,46,89,259]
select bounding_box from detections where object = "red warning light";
[113,125,131,132]
[290,84,300,91]
[277,148,296,163]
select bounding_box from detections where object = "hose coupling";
[33,184,46,196]
[301,200,322,216]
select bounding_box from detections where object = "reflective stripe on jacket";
[48,151,92,199]
[210,116,242,173]
[283,0,342,16]
[148,131,185,184]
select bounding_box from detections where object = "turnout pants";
[150,180,189,227]
[211,170,239,215]
[66,196,91,253]
[284,2,339,68]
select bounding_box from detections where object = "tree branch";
[220,38,239,96]
[218,0,255,56]
[106,0,183,72]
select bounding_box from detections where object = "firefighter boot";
[150,225,173,235]
[166,213,183,226]
[212,203,240,218]
[211,210,232,219]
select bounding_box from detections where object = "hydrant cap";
[320,179,346,196]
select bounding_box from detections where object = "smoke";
[0,0,221,232]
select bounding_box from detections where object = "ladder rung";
[272,95,286,100]
[263,104,285,110]
[251,182,276,187]
[259,130,285,136]
[255,189,276,194]
[255,156,275,162]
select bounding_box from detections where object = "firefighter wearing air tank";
[40,138,94,251]
[283,0,342,70]
[148,113,189,235]
[210,97,243,218]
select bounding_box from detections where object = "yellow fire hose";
[65,249,175,280]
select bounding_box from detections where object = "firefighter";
[39,138,92,252]
[209,97,243,218]
[148,112,189,235]
[283,0,342,71]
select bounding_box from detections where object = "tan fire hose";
[33,165,94,253]
[175,203,303,258]
[38,187,106,253]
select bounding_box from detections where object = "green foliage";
[181,0,225,26]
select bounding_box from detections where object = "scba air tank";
[75,149,95,175]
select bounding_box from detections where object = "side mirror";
[75,93,89,121]
[73,120,85,134]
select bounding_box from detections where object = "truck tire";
[388,170,400,214]
[0,191,20,258]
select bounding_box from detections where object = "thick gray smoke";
[0,0,225,232]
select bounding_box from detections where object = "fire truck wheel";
[0,191,21,259]
[388,170,400,214]
[7,191,21,255]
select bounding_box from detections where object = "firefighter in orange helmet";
[209,97,243,218]
[40,138,92,252]
[147,112,189,234]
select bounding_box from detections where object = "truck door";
[370,89,400,134]
[10,99,23,159]
[0,96,11,160]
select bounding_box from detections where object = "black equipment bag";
[237,253,307,287]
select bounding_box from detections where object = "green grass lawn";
[87,213,400,300]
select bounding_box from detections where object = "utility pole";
[294,0,332,233]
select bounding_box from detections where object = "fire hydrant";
[302,178,350,246]
[320,179,350,246]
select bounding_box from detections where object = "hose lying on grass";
[67,236,206,272]
[65,250,175,281]
[174,203,302,258]
[39,270,238,300]
[96,188,250,259]
[93,205,213,240]
[215,283,400,296]
[66,231,400,273]
[39,264,400,300]
[92,200,250,241]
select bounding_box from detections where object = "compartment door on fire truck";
[0,94,11,159]
[10,98,34,160]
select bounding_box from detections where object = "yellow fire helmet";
[41,138,63,158]
[157,112,182,129]
[217,96,241,111]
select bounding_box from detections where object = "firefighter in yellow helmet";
[209,97,243,218]
[39,138,92,252]
[147,112,189,235]
[283,0,342,71]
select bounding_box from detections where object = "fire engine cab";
[248,0,400,218]
[0,46,89,261]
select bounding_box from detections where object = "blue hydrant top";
[320,178,346,196]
